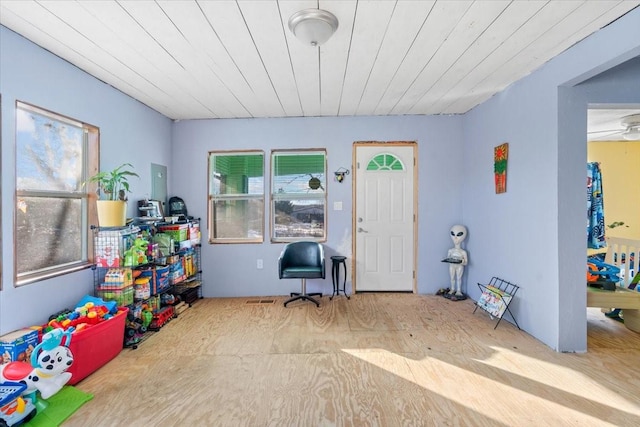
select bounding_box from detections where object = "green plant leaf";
[86,163,139,200]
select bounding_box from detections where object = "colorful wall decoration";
[494,143,509,194]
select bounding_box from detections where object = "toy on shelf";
[124,311,145,348]
[587,258,621,290]
[149,306,175,331]
[160,293,178,306]
[124,237,148,267]
[141,307,153,330]
[101,268,133,290]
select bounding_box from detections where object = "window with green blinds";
[271,150,326,242]
[208,151,264,243]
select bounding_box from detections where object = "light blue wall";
[0,27,172,334]
[171,115,464,297]
[461,8,640,351]
[1,6,639,352]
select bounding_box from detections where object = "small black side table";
[330,256,350,300]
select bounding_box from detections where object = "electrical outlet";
[257,259,263,269]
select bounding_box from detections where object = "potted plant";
[87,163,139,227]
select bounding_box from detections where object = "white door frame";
[352,141,418,293]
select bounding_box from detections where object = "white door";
[354,143,416,292]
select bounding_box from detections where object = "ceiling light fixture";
[621,114,640,141]
[288,8,339,47]
[623,125,640,141]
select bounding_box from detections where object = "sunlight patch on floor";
[478,346,640,414]
[341,347,628,425]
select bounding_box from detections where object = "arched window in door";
[366,153,405,171]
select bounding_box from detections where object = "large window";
[271,149,326,242]
[208,150,264,243]
[15,102,99,285]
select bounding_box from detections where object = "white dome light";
[288,9,339,47]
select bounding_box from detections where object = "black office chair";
[279,241,325,307]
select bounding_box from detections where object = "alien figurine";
[446,224,468,297]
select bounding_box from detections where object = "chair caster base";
[284,293,322,307]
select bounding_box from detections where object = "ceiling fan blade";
[588,128,623,134]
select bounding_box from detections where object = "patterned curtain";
[587,162,606,249]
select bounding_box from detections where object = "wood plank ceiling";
[1,0,639,120]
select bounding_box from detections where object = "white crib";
[604,236,640,288]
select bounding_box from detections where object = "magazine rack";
[473,276,520,330]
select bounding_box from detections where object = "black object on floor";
[605,308,624,322]
[330,256,350,300]
[437,288,467,301]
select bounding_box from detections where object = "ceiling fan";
[588,113,640,141]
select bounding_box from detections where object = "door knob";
[357,227,368,233]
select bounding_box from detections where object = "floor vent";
[246,299,276,305]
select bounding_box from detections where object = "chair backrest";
[278,241,325,278]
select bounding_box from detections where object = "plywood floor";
[65,294,640,426]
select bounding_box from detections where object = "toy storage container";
[94,227,139,267]
[95,286,134,306]
[188,222,201,244]
[158,223,188,242]
[134,277,151,301]
[154,265,170,293]
[67,307,128,385]
[169,259,186,285]
[96,267,133,290]
[96,286,134,306]
[138,265,170,295]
